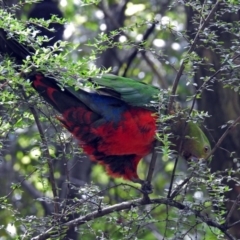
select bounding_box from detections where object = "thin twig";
[0,81,8,89]
[167,115,194,198]
[168,0,221,113]
[98,0,129,36]
[146,145,159,184]
[206,116,240,161]
[142,52,168,89]
[21,90,59,214]
[167,156,179,198]
[227,219,240,229]
[5,168,38,199]
[169,173,194,199]
[17,173,52,214]
[225,193,240,228]
[122,22,156,76]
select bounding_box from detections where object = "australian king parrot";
[0,26,211,185]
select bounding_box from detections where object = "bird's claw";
[140,181,153,194]
[132,178,153,194]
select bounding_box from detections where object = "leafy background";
[0,0,240,239]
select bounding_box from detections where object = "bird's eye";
[204,146,209,153]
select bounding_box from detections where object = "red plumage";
[31,73,157,181]
[83,109,157,180]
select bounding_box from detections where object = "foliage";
[0,0,240,239]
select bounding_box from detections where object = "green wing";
[89,74,160,107]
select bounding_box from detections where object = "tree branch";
[122,22,156,77]
[206,115,240,161]
[225,193,240,228]
[31,196,235,240]
[141,52,168,89]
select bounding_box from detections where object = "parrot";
[0,27,211,185]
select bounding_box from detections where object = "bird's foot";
[141,181,153,194]
[132,178,153,194]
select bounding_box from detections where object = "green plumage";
[89,74,160,107]
[171,117,211,160]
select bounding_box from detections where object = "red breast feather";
[61,107,157,181]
